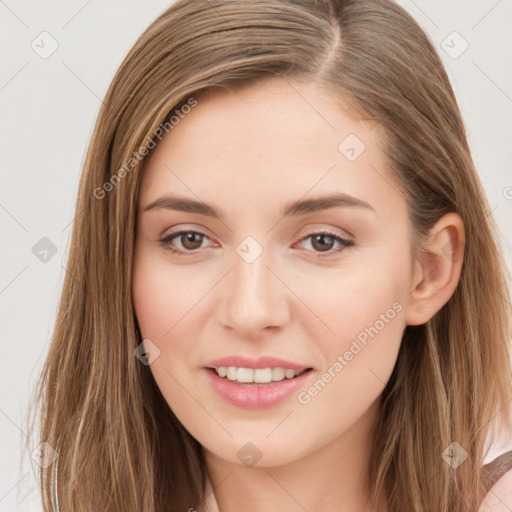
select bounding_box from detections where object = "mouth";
[204,365,315,409]
[206,366,313,384]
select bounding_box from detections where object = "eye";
[158,229,354,257]
[159,230,211,255]
[295,231,354,258]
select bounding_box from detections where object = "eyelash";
[158,230,354,258]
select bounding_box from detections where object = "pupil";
[313,234,333,252]
[183,232,201,249]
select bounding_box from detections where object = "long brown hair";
[26,0,512,510]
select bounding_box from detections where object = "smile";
[205,367,313,409]
[214,366,309,383]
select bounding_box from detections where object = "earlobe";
[405,213,465,326]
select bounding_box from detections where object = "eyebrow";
[143,192,375,219]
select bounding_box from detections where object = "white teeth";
[284,369,296,379]
[237,368,253,383]
[214,366,305,383]
[271,367,285,381]
[254,368,272,383]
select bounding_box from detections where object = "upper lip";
[204,355,312,371]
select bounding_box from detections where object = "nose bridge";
[220,237,289,333]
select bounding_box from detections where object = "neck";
[204,398,385,512]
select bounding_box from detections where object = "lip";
[205,367,313,409]
[204,355,311,371]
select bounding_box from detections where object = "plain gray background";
[1,1,511,510]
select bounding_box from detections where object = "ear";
[405,213,465,326]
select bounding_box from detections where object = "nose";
[216,249,290,336]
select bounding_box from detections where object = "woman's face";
[132,77,417,467]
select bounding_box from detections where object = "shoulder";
[479,465,512,511]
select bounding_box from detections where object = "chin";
[201,431,318,469]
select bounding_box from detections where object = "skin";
[479,470,512,511]
[132,76,465,512]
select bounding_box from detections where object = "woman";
[27,0,512,510]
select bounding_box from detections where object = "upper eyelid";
[160,228,353,251]
[160,222,353,240]
[160,228,213,244]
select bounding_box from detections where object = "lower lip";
[204,368,313,409]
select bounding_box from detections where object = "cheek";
[132,256,208,429]
[132,254,205,341]
[132,254,211,389]
[292,277,406,445]
[300,260,407,347]
[132,269,169,342]
[299,254,408,395]
[131,256,193,394]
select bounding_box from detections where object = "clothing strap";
[481,449,512,493]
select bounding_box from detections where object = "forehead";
[138,77,403,222]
